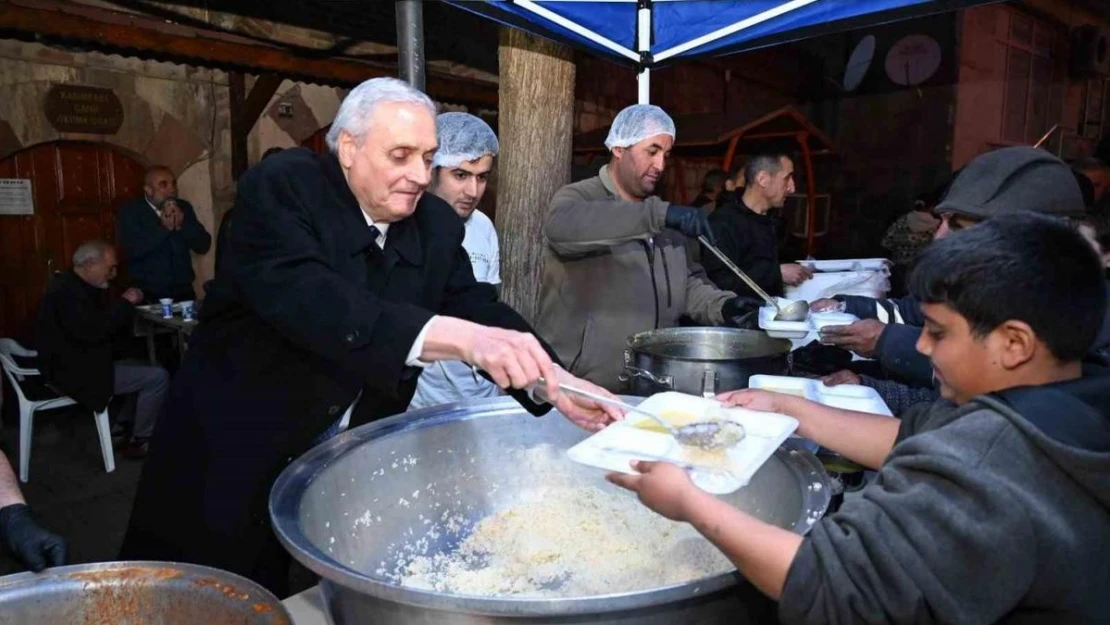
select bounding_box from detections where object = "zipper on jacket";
[659,244,673,307]
[642,240,660,329]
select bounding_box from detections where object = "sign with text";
[44,85,124,134]
[0,179,34,215]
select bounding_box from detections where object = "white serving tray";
[758,304,858,339]
[566,392,798,494]
[748,374,893,417]
[785,270,889,304]
[796,258,891,273]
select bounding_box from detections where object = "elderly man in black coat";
[119,77,621,595]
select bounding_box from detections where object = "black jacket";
[782,365,1110,624]
[120,148,556,587]
[703,193,785,298]
[116,195,211,300]
[35,271,134,411]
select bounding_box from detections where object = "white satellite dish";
[843,35,876,92]
[885,34,942,86]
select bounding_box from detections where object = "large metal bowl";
[270,397,830,625]
[0,561,293,625]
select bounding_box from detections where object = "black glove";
[664,205,715,244]
[721,296,764,329]
[0,504,67,572]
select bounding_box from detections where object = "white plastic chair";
[0,338,115,483]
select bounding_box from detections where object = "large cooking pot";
[0,561,292,625]
[270,397,830,625]
[622,328,792,397]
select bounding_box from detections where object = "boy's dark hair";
[908,212,1106,361]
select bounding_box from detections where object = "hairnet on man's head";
[604,104,676,150]
[432,112,499,168]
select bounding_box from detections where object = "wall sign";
[0,179,34,215]
[43,85,124,134]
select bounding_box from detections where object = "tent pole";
[396,0,425,90]
[637,2,651,104]
[799,132,818,257]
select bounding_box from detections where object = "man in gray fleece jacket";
[535,104,758,391]
[610,213,1110,624]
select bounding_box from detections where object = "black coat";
[116,196,211,301]
[120,148,556,587]
[703,194,785,297]
[35,271,134,412]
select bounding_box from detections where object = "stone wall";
[0,39,232,291]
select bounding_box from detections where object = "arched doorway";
[0,141,146,342]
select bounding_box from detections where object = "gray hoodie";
[780,366,1110,624]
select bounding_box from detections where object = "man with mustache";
[408,112,504,410]
[536,104,760,392]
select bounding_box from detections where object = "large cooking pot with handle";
[621,328,792,397]
[0,561,292,625]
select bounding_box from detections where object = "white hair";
[73,240,112,267]
[325,77,436,153]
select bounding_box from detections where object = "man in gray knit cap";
[815,146,1105,412]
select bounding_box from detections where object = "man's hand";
[822,369,861,386]
[121,288,144,305]
[721,296,763,329]
[664,205,715,243]
[809,298,845,313]
[544,369,623,432]
[0,504,66,573]
[162,199,183,231]
[606,461,700,522]
[464,326,559,396]
[780,263,814,287]
[818,319,886,358]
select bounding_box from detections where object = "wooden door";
[0,142,146,343]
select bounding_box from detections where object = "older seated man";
[535,104,762,392]
[36,241,169,458]
[119,78,621,596]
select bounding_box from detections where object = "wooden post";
[496,27,575,323]
[229,73,284,180]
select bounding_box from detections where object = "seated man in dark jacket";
[117,166,211,302]
[36,241,169,457]
[612,213,1110,624]
[703,152,812,299]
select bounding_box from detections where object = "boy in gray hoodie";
[609,212,1110,624]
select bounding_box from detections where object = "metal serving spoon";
[547,382,746,451]
[698,236,810,322]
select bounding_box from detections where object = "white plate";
[566,392,798,494]
[748,375,893,417]
[758,304,858,339]
[796,258,891,273]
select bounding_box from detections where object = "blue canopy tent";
[445,0,995,103]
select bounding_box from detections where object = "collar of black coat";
[321,151,423,267]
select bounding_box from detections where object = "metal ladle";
[545,381,746,451]
[697,236,810,322]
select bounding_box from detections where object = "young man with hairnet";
[535,104,762,392]
[408,112,504,410]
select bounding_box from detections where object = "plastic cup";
[159,298,174,319]
[180,300,195,321]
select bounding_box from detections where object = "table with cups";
[132,298,199,364]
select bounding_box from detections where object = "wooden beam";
[230,73,284,180]
[0,0,498,108]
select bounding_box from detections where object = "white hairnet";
[603,104,676,150]
[432,112,499,168]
